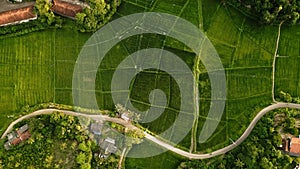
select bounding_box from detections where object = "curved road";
[2,102,300,159]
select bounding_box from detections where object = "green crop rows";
[274,25,300,99]
[0,0,299,168]
[275,57,300,97]
[0,27,91,133]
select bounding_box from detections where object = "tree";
[34,0,58,25]
[279,91,293,102]
[260,157,273,169]
[234,158,245,168]
[76,152,86,165]
[227,0,300,24]
[78,142,89,152]
[75,0,121,32]
[80,163,91,169]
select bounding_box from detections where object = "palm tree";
[234,158,245,168]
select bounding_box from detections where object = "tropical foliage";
[178,108,300,169]
[227,0,300,24]
[0,112,93,168]
[76,0,121,32]
[34,0,62,26]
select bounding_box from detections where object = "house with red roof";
[0,0,84,27]
[0,6,37,27]
[51,0,82,19]
[289,137,300,156]
[4,124,31,150]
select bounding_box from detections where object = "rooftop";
[0,0,35,13]
[17,124,29,134]
[290,138,300,154]
[0,6,36,26]
[121,112,131,121]
[4,124,31,150]
[100,137,118,154]
[11,130,31,145]
[90,122,103,135]
[51,0,82,19]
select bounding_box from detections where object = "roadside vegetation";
[0,110,144,168]
[0,0,300,168]
[178,108,300,169]
[277,91,300,104]
[0,103,148,168]
[0,112,94,168]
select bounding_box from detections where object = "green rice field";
[0,0,299,168]
[274,25,300,98]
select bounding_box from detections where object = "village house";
[90,121,103,136]
[281,136,300,157]
[0,0,83,27]
[289,137,300,156]
[99,137,118,158]
[121,111,131,122]
[0,6,37,27]
[4,124,31,150]
[51,0,82,19]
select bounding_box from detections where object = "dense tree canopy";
[227,0,300,24]
[178,108,300,169]
[76,0,121,32]
[0,112,93,168]
[34,0,61,26]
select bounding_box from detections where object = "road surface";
[2,102,300,159]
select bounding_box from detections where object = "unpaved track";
[2,102,300,159]
[271,21,284,102]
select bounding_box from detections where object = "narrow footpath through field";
[271,21,284,102]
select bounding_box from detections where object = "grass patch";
[1,0,300,168]
[196,120,227,152]
[278,25,300,57]
[0,27,91,134]
[275,56,300,97]
[206,7,240,46]
[125,140,184,169]
[226,67,272,99]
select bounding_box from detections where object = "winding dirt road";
[145,102,300,159]
[2,102,300,159]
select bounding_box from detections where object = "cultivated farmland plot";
[275,57,300,98]
[0,28,91,133]
[274,25,300,99]
[0,0,299,168]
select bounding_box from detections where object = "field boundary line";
[149,0,159,11]
[190,36,206,152]
[197,0,203,30]
[200,91,271,101]
[242,31,275,55]
[123,0,147,9]
[204,1,222,32]
[272,21,284,102]
[53,31,56,103]
[230,18,245,67]
[209,37,236,48]
[118,148,127,169]
[130,98,192,114]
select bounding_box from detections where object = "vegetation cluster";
[227,0,300,24]
[178,108,300,169]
